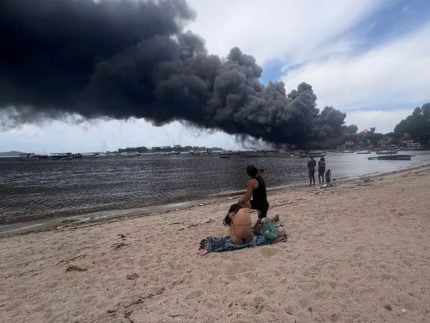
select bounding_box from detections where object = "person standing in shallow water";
[307,156,316,186]
[238,165,269,227]
[318,157,326,185]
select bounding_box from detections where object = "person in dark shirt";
[307,157,316,186]
[238,165,269,227]
[318,157,326,184]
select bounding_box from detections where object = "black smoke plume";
[0,0,352,148]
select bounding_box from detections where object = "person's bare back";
[230,208,253,244]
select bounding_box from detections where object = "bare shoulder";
[248,178,258,189]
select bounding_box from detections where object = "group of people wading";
[307,156,331,187]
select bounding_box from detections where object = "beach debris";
[187,218,214,228]
[113,241,128,250]
[112,233,129,249]
[56,254,86,266]
[384,304,392,311]
[272,201,290,208]
[126,273,139,280]
[65,265,87,272]
[198,203,206,206]
[61,218,77,224]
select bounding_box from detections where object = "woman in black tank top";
[238,165,269,222]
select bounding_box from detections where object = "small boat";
[376,150,398,155]
[356,150,370,154]
[368,154,412,160]
[219,153,231,159]
[119,152,141,157]
[50,153,77,160]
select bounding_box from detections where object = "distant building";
[406,142,422,150]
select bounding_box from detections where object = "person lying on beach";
[223,203,254,244]
[238,165,269,229]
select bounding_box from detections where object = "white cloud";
[283,23,430,111]
[345,109,412,134]
[0,118,242,153]
[187,0,381,64]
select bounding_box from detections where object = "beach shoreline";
[1,165,430,322]
[1,163,429,237]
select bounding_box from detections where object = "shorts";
[318,168,325,176]
[308,169,315,178]
[250,200,269,218]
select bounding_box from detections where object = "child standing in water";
[325,169,332,187]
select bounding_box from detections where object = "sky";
[1,0,430,153]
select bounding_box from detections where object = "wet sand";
[1,166,430,322]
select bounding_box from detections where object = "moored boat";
[368,154,412,160]
[376,150,398,155]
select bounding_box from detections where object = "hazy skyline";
[1,0,429,153]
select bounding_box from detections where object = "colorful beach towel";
[197,235,273,255]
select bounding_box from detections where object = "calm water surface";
[1,151,430,224]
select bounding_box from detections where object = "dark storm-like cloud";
[0,0,351,148]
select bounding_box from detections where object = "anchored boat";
[368,155,412,160]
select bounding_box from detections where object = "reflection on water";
[1,151,429,224]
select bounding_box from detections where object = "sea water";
[1,150,430,225]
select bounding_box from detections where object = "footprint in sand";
[185,290,204,299]
[208,269,220,276]
[260,248,280,257]
[244,271,256,279]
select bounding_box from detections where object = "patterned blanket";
[198,235,273,255]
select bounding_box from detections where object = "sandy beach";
[1,166,430,323]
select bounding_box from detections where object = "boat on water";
[376,150,398,155]
[368,154,412,160]
[50,153,82,160]
[20,153,50,160]
[119,152,141,157]
[356,150,371,154]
